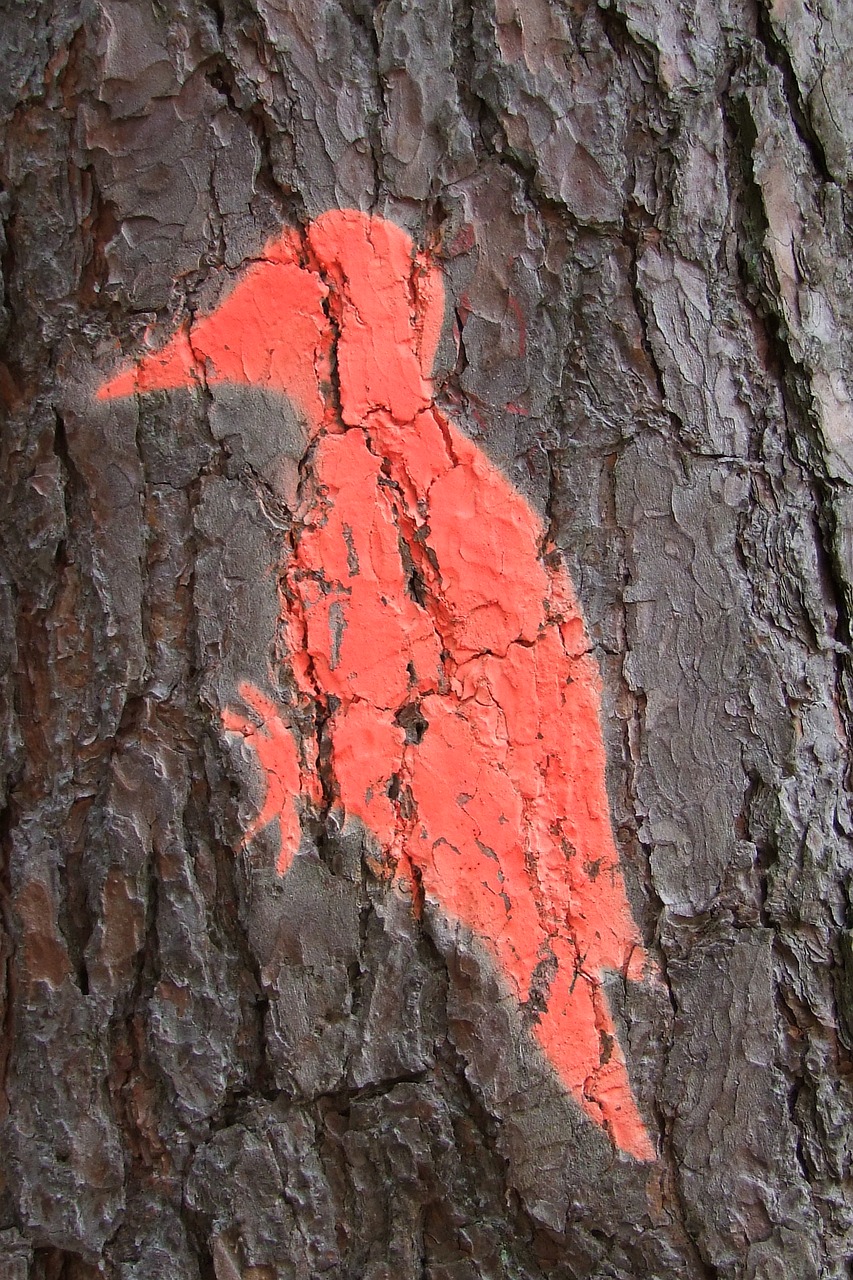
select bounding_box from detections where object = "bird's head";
[97,209,446,431]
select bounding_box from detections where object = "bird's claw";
[221,681,305,877]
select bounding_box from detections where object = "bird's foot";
[221,681,307,877]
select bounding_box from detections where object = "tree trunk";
[2,1,853,1277]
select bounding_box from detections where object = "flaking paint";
[98,210,656,1161]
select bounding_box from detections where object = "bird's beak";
[96,211,446,432]
[96,324,199,402]
[95,230,332,435]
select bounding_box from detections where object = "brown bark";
[2,1,853,1276]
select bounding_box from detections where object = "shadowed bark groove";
[2,1,853,1277]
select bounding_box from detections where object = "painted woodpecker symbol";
[98,210,656,1161]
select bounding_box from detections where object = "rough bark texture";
[2,1,853,1277]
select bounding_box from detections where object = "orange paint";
[98,212,656,1161]
[98,230,331,432]
[220,683,313,877]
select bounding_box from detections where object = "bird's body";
[98,210,655,1161]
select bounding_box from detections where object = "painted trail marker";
[98,210,656,1161]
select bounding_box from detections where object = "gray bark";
[2,1,853,1277]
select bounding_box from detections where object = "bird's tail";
[533,940,655,1161]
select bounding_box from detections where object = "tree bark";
[2,1,853,1277]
